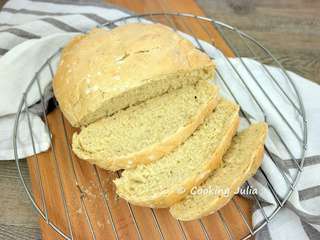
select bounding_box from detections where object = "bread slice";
[53,23,215,127]
[169,123,268,221]
[72,81,219,171]
[114,100,240,208]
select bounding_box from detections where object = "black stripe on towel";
[30,0,130,12]
[299,185,320,201]
[301,220,320,240]
[0,28,40,39]
[268,153,291,174]
[0,48,8,55]
[82,13,112,25]
[0,23,13,27]
[2,7,111,25]
[286,202,320,225]
[41,18,81,32]
[255,225,272,240]
[283,155,320,169]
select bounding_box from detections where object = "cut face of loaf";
[53,23,215,127]
[114,100,240,208]
[72,81,219,171]
[169,123,268,221]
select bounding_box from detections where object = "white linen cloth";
[0,0,319,239]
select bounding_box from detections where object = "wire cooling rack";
[13,13,307,240]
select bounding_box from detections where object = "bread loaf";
[72,81,219,171]
[114,100,239,208]
[169,123,267,220]
[53,23,215,127]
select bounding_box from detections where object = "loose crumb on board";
[76,208,82,215]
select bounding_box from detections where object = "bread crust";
[53,23,214,127]
[169,123,267,220]
[72,86,220,171]
[114,106,240,208]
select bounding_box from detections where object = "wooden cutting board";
[26,0,253,239]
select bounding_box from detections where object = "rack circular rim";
[13,12,307,240]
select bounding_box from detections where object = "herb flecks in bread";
[72,81,219,171]
[114,100,240,208]
[53,23,215,127]
[169,123,267,221]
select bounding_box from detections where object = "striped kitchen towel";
[0,0,320,239]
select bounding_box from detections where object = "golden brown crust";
[170,145,264,221]
[52,34,85,126]
[114,107,240,208]
[53,23,214,127]
[72,86,220,171]
[169,123,268,220]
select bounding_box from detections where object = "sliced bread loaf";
[114,100,240,208]
[53,23,215,127]
[72,81,219,171]
[169,123,267,221]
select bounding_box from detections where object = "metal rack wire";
[13,13,307,240]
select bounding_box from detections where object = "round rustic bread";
[53,23,214,127]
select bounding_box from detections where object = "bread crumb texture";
[53,23,215,127]
[114,100,239,207]
[72,81,219,170]
[169,123,267,221]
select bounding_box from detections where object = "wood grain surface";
[0,0,319,239]
[25,105,252,240]
[20,1,254,239]
[198,0,320,85]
